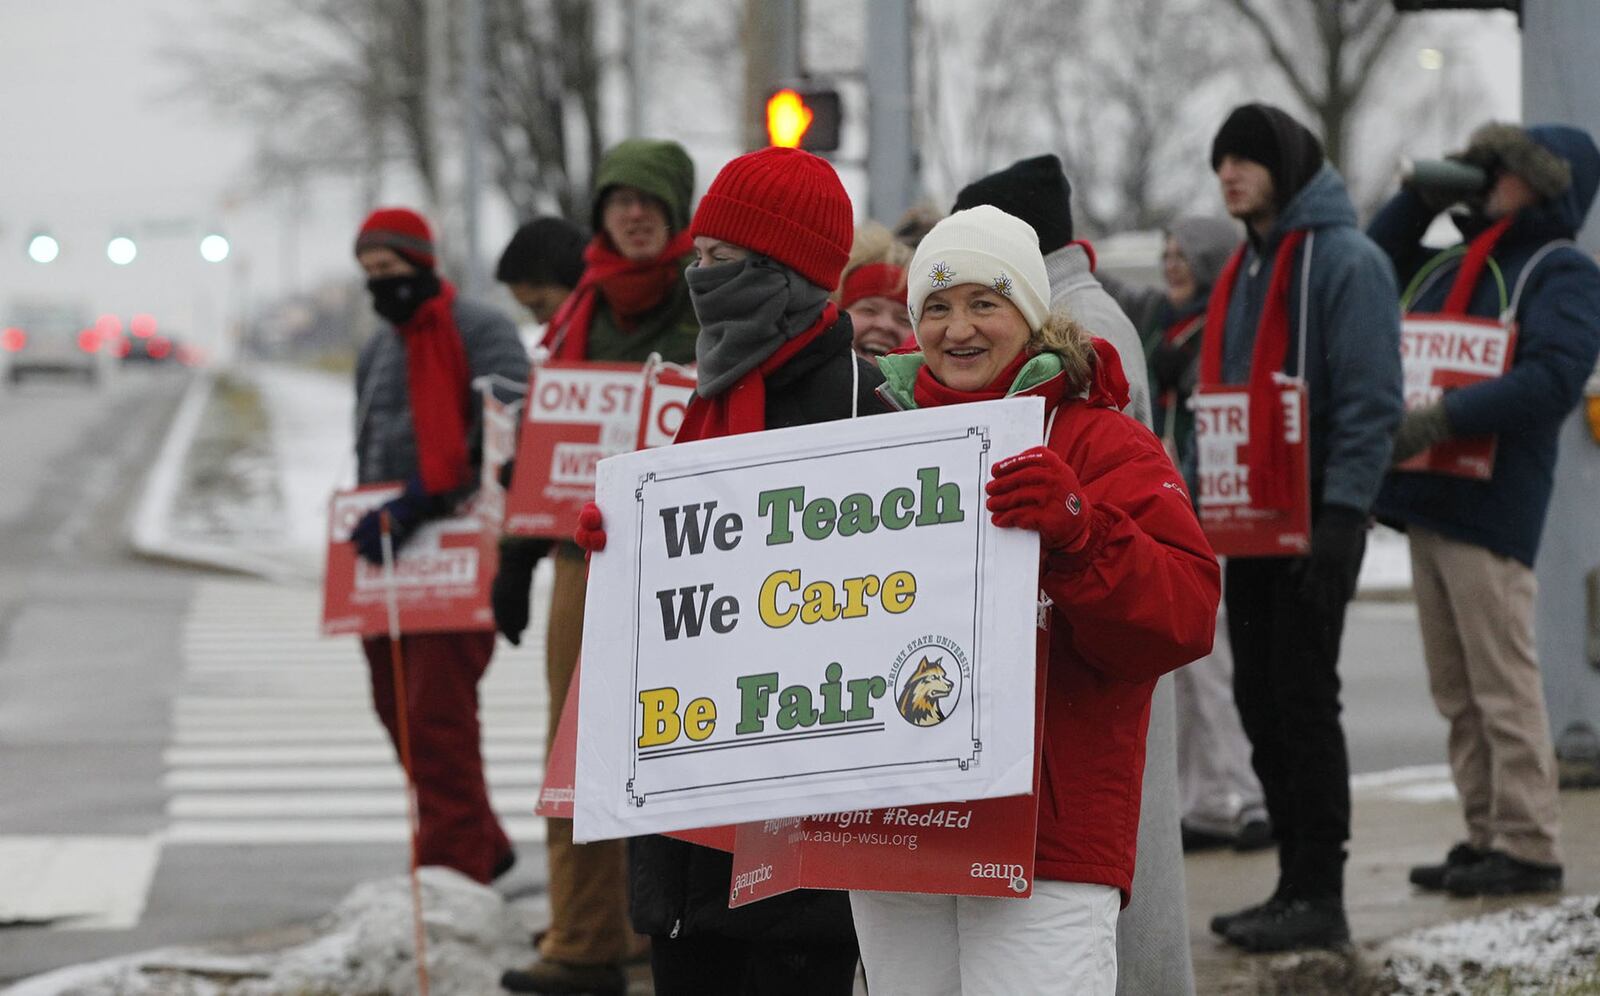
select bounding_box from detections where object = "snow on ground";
[1376,894,1600,995]
[250,363,353,575]
[4,869,546,996]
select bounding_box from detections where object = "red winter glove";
[574,502,607,555]
[985,446,1093,554]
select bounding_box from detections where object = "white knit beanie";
[906,205,1051,332]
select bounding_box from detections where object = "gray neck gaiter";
[688,254,830,398]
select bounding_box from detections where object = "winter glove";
[985,446,1093,554]
[350,479,451,565]
[574,502,607,555]
[1150,339,1197,397]
[491,537,551,646]
[1298,505,1367,606]
[1390,402,1453,465]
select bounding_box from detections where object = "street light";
[199,233,231,263]
[107,236,138,266]
[1418,47,1446,70]
[27,233,60,263]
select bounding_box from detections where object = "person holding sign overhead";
[1202,104,1403,954]
[1370,122,1600,898]
[500,141,699,996]
[842,205,1219,995]
[575,145,884,995]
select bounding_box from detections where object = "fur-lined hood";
[1469,123,1600,237]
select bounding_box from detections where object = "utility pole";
[1525,0,1600,787]
[424,0,451,224]
[626,0,648,137]
[866,0,918,224]
[461,0,487,297]
[741,0,803,152]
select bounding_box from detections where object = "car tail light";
[147,335,172,360]
[78,329,101,353]
[130,313,157,338]
[0,327,25,352]
[111,335,131,358]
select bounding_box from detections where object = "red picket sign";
[535,658,739,851]
[1192,383,1312,558]
[1395,315,1515,480]
[505,362,649,538]
[639,363,697,449]
[320,484,497,636]
[722,605,1050,907]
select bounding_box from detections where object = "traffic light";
[766,86,842,153]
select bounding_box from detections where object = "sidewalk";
[13,360,1596,995]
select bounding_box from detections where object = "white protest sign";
[573,398,1044,842]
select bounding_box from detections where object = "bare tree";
[1217,0,1406,176]
[916,0,1235,235]
[171,0,603,224]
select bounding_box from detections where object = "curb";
[126,368,312,584]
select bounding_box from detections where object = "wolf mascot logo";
[895,656,955,727]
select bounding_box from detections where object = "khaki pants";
[1410,527,1561,865]
[541,550,632,965]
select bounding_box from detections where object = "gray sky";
[0,2,1523,360]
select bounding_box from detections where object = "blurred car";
[1,301,105,385]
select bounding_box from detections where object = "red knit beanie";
[690,147,853,290]
[354,207,437,269]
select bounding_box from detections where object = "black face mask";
[367,270,441,326]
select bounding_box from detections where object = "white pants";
[850,881,1120,995]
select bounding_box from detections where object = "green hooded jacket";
[586,139,700,365]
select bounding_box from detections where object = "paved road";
[0,369,542,985]
[0,366,1448,985]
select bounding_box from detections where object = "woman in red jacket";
[855,205,1220,994]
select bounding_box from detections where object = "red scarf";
[1440,215,1515,315]
[540,231,694,360]
[909,348,1076,416]
[674,305,840,443]
[397,279,471,493]
[1199,231,1307,510]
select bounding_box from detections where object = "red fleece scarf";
[911,338,1127,416]
[674,305,839,443]
[397,279,470,493]
[1200,231,1307,510]
[541,231,694,360]
[1441,215,1515,315]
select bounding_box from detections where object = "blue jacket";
[1217,164,1404,514]
[1370,125,1600,568]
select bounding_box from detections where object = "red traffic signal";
[765,86,842,153]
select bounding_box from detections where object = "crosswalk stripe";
[165,575,555,846]
[165,817,547,845]
[164,743,546,766]
[168,789,540,818]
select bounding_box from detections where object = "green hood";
[590,139,696,233]
[876,351,1065,410]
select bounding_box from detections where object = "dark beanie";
[1211,104,1325,208]
[354,207,436,268]
[951,154,1073,254]
[495,217,586,289]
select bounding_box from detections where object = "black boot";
[1209,894,1286,937]
[500,959,626,995]
[1408,842,1485,891]
[1443,850,1562,897]
[1223,897,1350,953]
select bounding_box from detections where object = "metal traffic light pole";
[1523,0,1600,786]
[865,0,919,225]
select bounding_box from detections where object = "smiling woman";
[859,205,1221,996]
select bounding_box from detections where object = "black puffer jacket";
[629,312,886,942]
